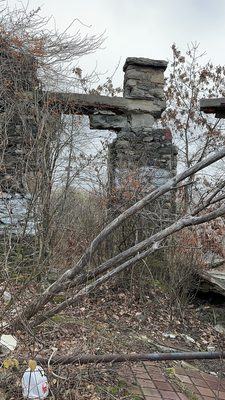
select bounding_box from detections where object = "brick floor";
[118,361,225,399]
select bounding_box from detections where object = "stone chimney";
[108,57,177,247]
[123,57,167,101]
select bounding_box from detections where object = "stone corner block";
[129,113,155,129]
[123,57,168,72]
[89,113,128,130]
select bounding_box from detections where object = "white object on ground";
[3,291,12,304]
[22,366,49,399]
[214,324,225,334]
[162,332,177,339]
[207,345,216,352]
[0,334,17,352]
[180,334,196,344]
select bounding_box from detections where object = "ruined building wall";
[0,43,40,234]
[0,55,177,236]
[108,58,177,194]
[83,57,177,252]
[89,58,177,232]
[0,42,39,193]
[106,58,177,246]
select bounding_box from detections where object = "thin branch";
[13,146,225,326]
[31,202,225,326]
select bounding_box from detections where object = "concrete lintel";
[25,91,166,117]
[200,97,225,118]
[123,57,168,72]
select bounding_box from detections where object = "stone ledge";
[123,57,168,72]
[23,91,166,117]
[200,97,225,118]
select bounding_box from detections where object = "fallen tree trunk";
[26,351,225,366]
[11,147,225,329]
[32,204,225,326]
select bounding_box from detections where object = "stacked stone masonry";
[0,56,177,234]
[107,58,177,202]
[0,46,39,234]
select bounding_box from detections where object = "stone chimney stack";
[123,57,167,101]
[108,57,176,189]
[108,57,177,243]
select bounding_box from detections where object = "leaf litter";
[1,282,225,398]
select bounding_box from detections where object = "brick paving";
[117,362,225,399]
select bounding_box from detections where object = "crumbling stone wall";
[110,58,176,189]
[0,46,39,234]
[0,56,177,236]
[89,58,177,220]
[105,58,177,248]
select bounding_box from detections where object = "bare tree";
[10,146,225,329]
[160,42,225,211]
[1,6,225,335]
[0,3,105,272]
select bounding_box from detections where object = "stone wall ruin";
[107,58,177,204]
[0,44,40,234]
[0,56,177,235]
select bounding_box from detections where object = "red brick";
[177,393,189,400]
[154,381,174,391]
[201,372,220,383]
[173,367,186,375]
[186,370,203,379]
[132,366,148,374]
[175,367,201,378]
[197,386,215,397]
[144,397,162,400]
[203,397,217,400]
[151,374,167,382]
[119,374,136,385]
[216,391,225,400]
[119,362,225,400]
[144,365,161,371]
[145,366,162,374]
[118,375,133,382]
[207,381,223,391]
[117,369,134,378]
[142,387,162,397]
[175,374,192,384]
[159,390,180,399]
[135,372,152,380]
[127,384,143,395]
[191,377,209,387]
[144,361,159,367]
[118,365,133,373]
[183,383,200,393]
[136,378,156,388]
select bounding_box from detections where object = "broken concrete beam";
[23,91,166,117]
[200,97,225,118]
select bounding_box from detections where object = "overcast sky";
[7,0,225,86]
